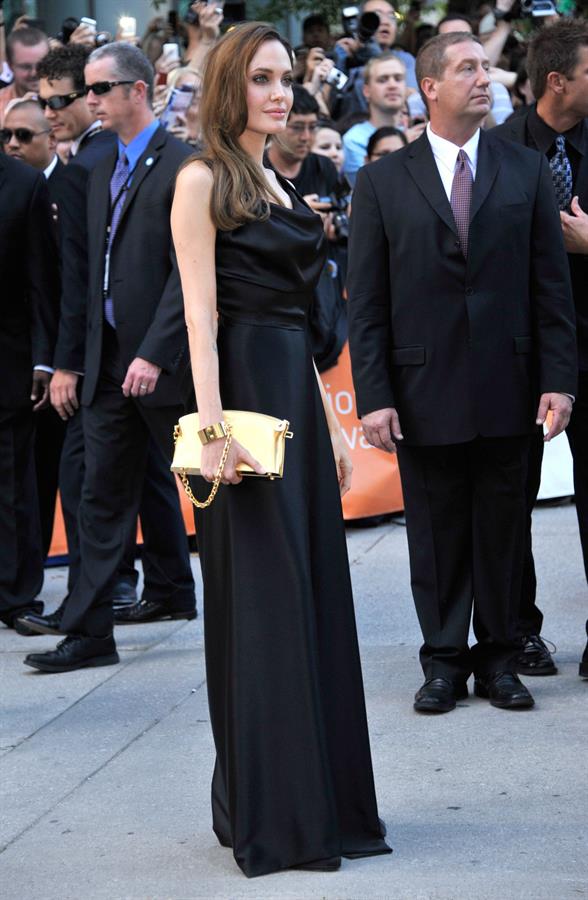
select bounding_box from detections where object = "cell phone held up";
[160,84,195,131]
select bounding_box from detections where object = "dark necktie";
[104,153,129,328]
[450,149,473,259]
[549,135,573,211]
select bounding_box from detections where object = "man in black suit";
[348,32,577,712]
[1,97,66,559]
[21,43,194,672]
[493,19,588,680]
[0,153,59,629]
[15,46,195,635]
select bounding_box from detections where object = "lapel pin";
[145,157,154,166]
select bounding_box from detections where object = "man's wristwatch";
[198,421,228,445]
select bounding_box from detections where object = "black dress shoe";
[110,577,138,610]
[291,856,341,872]
[114,598,197,625]
[15,601,67,637]
[515,634,558,676]
[474,672,534,709]
[0,602,43,629]
[413,677,468,714]
[24,634,119,673]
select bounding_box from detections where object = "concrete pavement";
[1,503,587,899]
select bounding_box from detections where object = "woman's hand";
[200,435,266,485]
[330,429,353,497]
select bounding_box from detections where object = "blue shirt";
[118,119,160,179]
[343,120,377,186]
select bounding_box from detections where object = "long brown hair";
[197,22,293,231]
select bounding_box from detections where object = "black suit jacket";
[83,125,192,408]
[493,108,588,371]
[46,156,68,249]
[52,129,118,374]
[0,154,60,409]
[347,129,577,446]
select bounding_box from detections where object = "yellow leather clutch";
[171,411,293,480]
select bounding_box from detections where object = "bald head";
[3,100,55,170]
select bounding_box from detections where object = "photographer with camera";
[335,1,417,85]
[331,1,417,123]
[299,45,337,118]
[267,86,348,371]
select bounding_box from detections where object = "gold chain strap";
[173,423,233,509]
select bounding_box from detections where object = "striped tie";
[450,149,473,259]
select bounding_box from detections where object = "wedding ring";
[140,383,147,391]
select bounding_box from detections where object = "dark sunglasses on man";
[84,80,136,95]
[38,90,85,111]
[0,127,51,144]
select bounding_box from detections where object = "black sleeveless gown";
[193,177,391,877]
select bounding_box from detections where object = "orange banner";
[48,344,403,558]
[321,343,404,520]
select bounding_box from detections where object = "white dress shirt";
[426,123,480,199]
[43,154,59,181]
[69,120,101,157]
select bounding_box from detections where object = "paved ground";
[1,503,587,900]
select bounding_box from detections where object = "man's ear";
[545,69,566,96]
[420,76,437,106]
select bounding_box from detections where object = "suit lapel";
[115,126,165,234]
[470,130,501,223]
[94,150,116,260]
[404,132,457,237]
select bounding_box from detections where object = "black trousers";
[519,371,588,636]
[0,408,43,620]
[61,327,194,637]
[397,435,530,683]
[59,404,194,602]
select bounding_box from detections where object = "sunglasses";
[39,91,85,111]
[0,127,50,144]
[85,80,136,96]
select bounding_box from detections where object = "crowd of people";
[0,0,587,880]
[0,2,584,669]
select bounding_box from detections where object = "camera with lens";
[519,0,558,15]
[320,179,352,242]
[340,5,383,69]
[57,16,111,47]
[341,5,381,43]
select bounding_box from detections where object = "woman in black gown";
[171,22,391,878]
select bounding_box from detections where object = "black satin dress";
[193,177,391,878]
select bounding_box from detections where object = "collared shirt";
[118,119,159,179]
[43,154,59,180]
[70,120,102,157]
[427,123,480,201]
[526,104,585,186]
[343,120,377,186]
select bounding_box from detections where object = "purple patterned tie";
[450,149,473,258]
[104,152,129,328]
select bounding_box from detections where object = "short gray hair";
[88,42,154,104]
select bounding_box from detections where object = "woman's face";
[367,133,405,162]
[312,126,344,172]
[244,39,293,138]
